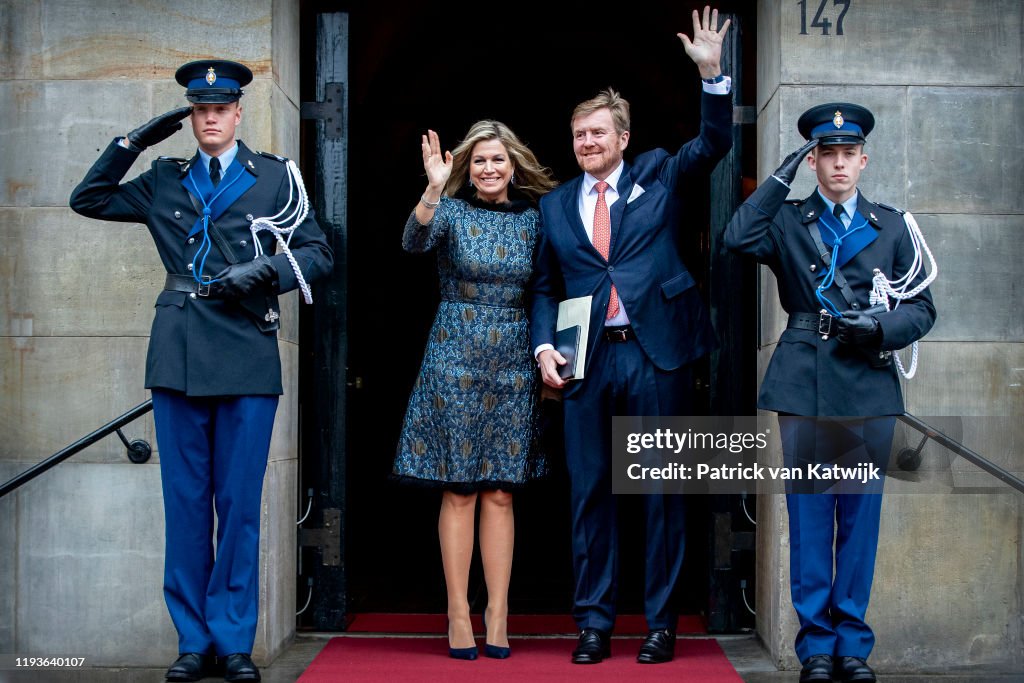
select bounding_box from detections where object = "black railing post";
[0,400,154,498]
[898,413,1024,494]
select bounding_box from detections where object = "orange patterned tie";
[593,181,619,319]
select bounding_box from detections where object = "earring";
[510,173,516,186]
[468,176,474,188]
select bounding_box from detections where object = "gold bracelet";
[420,194,441,209]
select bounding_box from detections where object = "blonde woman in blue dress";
[392,121,556,660]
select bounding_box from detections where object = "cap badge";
[833,110,844,129]
[206,67,217,85]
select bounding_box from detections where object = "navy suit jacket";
[530,91,733,384]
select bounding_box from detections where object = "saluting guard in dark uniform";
[70,60,333,682]
[725,104,936,683]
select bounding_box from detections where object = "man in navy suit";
[71,60,333,682]
[529,6,732,665]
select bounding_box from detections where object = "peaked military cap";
[174,59,253,103]
[797,102,874,145]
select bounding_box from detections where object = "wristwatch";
[702,74,726,84]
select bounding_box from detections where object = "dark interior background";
[298,0,758,623]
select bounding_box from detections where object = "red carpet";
[346,613,706,635]
[298,637,743,682]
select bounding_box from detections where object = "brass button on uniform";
[810,264,817,272]
[189,293,197,299]
[240,240,247,247]
[186,263,193,271]
[174,211,182,219]
[188,237,195,245]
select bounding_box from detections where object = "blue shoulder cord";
[186,167,245,285]
[814,210,870,317]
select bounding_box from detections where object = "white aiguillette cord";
[248,159,314,304]
[868,211,938,379]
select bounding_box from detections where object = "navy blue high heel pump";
[448,619,478,660]
[482,613,511,659]
[449,645,479,661]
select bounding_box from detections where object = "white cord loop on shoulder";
[248,159,314,304]
[868,211,937,379]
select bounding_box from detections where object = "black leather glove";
[835,309,882,346]
[210,255,277,299]
[126,107,192,150]
[772,139,819,186]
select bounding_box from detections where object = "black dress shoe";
[571,628,611,664]
[636,628,676,664]
[799,654,834,683]
[834,656,876,682]
[165,653,214,682]
[223,653,261,682]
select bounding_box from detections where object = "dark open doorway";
[298,0,759,632]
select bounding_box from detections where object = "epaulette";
[258,151,288,163]
[157,156,188,163]
[875,201,905,215]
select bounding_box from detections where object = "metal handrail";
[897,413,1024,494]
[0,400,153,498]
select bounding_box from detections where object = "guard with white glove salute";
[724,104,936,683]
[70,59,332,683]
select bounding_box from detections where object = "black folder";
[555,325,582,380]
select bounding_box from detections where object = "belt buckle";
[197,275,212,297]
[607,328,627,343]
[817,310,833,339]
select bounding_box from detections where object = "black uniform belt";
[165,273,215,297]
[787,311,835,337]
[603,325,635,343]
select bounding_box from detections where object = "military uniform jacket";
[724,176,936,417]
[70,139,333,397]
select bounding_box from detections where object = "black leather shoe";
[834,656,876,682]
[165,653,214,682]
[223,653,261,682]
[571,628,611,664]
[799,654,834,683]
[636,628,676,663]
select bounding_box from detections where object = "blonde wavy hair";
[445,120,557,202]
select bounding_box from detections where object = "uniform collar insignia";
[233,141,259,176]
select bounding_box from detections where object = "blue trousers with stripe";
[151,389,279,656]
[779,415,893,663]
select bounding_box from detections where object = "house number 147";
[798,0,851,36]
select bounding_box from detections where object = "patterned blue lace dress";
[392,194,546,492]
